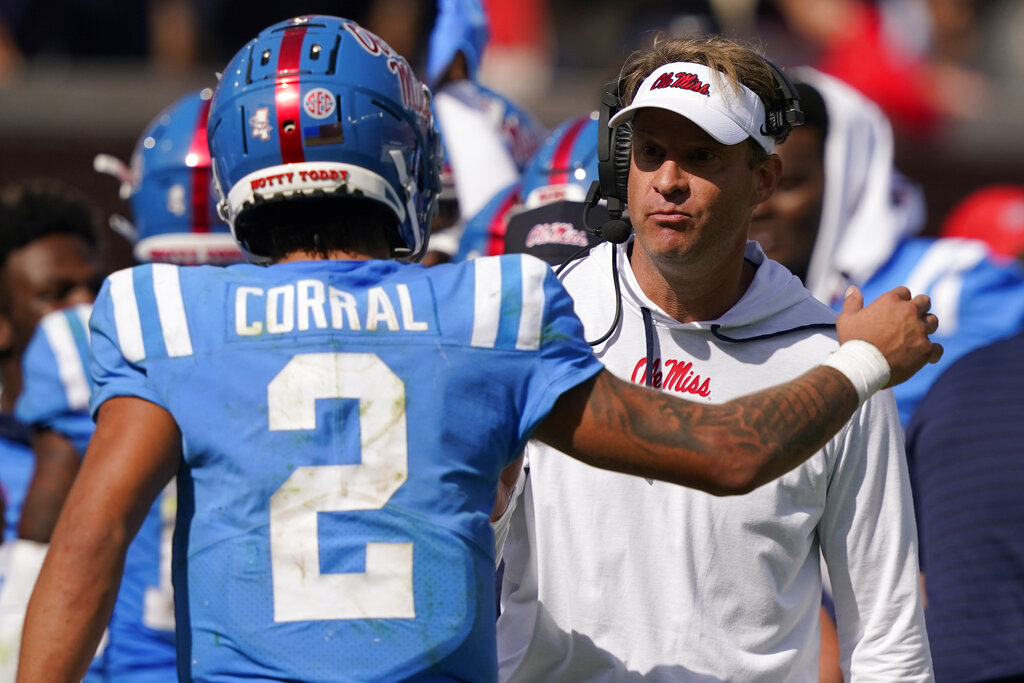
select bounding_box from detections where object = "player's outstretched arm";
[835,285,942,386]
[534,286,941,496]
[17,397,181,683]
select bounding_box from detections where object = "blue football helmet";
[519,112,599,210]
[208,15,442,263]
[94,89,244,265]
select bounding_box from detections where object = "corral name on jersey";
[233,279,431,336]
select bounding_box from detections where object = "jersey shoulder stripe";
[108,265,195,362]
[515,254,547,351]
[39,304,93,411]
[152,263,194,358]
[108,269,146,362]
[469,254,547,351]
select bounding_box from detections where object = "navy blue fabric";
[906,330,1024,682]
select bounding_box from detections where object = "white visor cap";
[608,61,774,153]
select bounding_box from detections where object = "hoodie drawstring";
[641,306,655,387]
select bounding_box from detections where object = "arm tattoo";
[583,367,858,493]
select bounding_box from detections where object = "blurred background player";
[0,179,102,680]
[749,67,1024,427]
[453,179,520,262]
[11,88,242,681]
[457,112,606,265]
[502,112,606,266]
[93,87,244,267]
[423,0,545,264]
[18,15,941,683]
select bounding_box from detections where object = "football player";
[423,0,545,264]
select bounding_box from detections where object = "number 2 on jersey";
[268,353,414,622]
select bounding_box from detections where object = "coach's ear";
[751,154,782,206]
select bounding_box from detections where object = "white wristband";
[822,339,891,405]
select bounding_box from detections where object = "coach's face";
[626,108,778,283]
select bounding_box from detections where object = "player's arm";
[535,286,942,496]
[17,429,80,542]
[17,396,181,683]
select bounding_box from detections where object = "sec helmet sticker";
[304,88,336,120]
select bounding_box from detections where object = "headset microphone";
[583,180,631,245]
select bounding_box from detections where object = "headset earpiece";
[610,122,631,201]
[587,81,634,243]
[760,57,804,144]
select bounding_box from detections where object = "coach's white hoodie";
[496,240,932,682]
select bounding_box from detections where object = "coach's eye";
[261,49,271,66]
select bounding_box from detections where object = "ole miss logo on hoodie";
[631,357,711,398]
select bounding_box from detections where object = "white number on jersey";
[268,353,414,622]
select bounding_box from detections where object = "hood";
[612,240,837,340]
[795,68,926,303]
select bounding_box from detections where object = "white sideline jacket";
[495,240,932,682]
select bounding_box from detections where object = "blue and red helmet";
[519,112,599,210]
[502,113,606,264]
[208,15,442,262]
[94,89,244,265]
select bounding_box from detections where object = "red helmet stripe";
[549,116,589,186]
[486,189,521,256]
[276,26,308,164]
[188,97,213,233]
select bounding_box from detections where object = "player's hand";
[836,286,943,387]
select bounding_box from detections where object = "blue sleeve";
[15,304,95,455]
[89,269,167,418]
[514,255,604,445]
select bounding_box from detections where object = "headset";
[578,56,803,346]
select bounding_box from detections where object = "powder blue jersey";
[853,237,1024,427]
[16,305,94,455]
[16,304,177,682]
[88,255,602,682]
